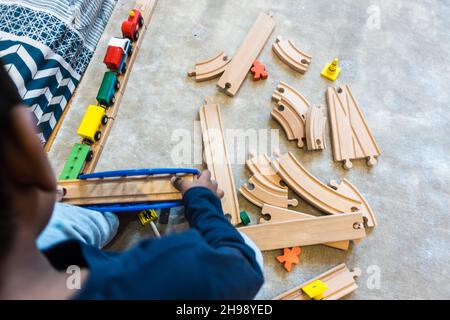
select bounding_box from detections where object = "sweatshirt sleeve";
[183,187,264,279]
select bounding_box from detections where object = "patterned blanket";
[0,0,116,143]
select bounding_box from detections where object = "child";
[0,62,264,299]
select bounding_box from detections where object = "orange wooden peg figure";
[276,246,301,272]
[250,60,268,80]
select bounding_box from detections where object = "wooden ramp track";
[239,212,366,251]
[81,0,158,174]
[59,174,195,206]
[327,85,381,169]
[246,153,286,189]
[239,173,298,208]
[272,152,377,228]
[188,51,232,82]
[259,204,350,251]
[217,12,275,96]
[271,82,311,148]
[272,36,312,73]
[305,105,327,151]
[199,98,241,225]
[274,263,361,300]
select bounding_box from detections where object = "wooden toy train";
[60,10,144,180]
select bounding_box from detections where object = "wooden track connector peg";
[305,105,327,151]
[274,263,361,300]
[271,82,312,148]
[277,247,301,272]
[188,51,232,82]
[272,36,312,74]
[250,60,268,80]
[326,85,381,169]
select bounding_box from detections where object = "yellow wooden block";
[77,105,106,142]
[321,58,341,81]
[302,280,329,300]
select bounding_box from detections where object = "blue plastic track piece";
[79,168,200,180]
[83,201,183,213]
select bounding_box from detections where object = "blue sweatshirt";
[43,187,264,299]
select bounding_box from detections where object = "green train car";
[96,71,120,107]
[59,143,93,180]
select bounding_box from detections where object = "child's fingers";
[198,169,211,182]
[216,188,225,199]
[171,176,191,192]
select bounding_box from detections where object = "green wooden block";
[240,210,251,226]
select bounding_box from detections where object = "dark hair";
[0,59,22,260]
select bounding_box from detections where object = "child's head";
[0,60,57,260]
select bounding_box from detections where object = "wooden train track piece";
[273,263,361,300]
[260,204,350,250]
[59,174,194,206]
[199,98,241,225]
[326,85,381,169]
[239,173,298,208]
[246,153,286,189]
[329,179,377,227]
[217,12,275,96]
[272,152,366,216]
[305,105,327,151]
[239,212,365,251]
[272,36,312,74]
[271,82,311,148]
[188,51,232,82]
[82,0,158,174]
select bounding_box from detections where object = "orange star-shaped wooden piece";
[250,59,268,80]
[276,247,301,272]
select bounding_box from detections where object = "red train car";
[121,9,144,41]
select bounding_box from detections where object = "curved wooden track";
[239,173,298,208]
[272,36,312,73]
[329,179,377,227]
[188,51,232,82]
[305,105,327,151]
[246,153,286,189]
[272,152,364,215]
[271,82,311,148]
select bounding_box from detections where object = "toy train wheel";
[129,46,133,55]
[134,30,139,41]
[139,16,144,27]
[101,115,109,125]
[121,63,127,74]
[94,131,102,141]
[86,150,94,162]
[114,80,120,90]
[110,95,116,105]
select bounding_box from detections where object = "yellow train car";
[77,105,108,142]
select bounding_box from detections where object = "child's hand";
[171,170,224,199]
[55,185,65,202]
